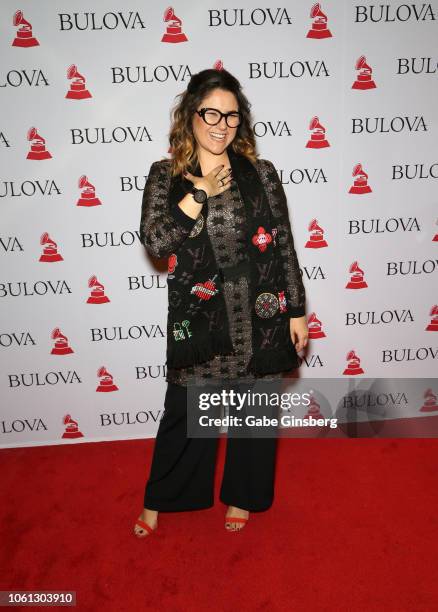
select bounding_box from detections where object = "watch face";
[193,188,207,203]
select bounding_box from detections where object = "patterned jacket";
[140,157,306,386]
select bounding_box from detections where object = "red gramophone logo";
[62,414,84,439]
[420,388,438,412]
[307,3,332,39]
[343,350,364,375]
[352,55,376,90]
[349,163,372,194]
[191,275,219,301]
[39,232,63,262]
[305,219,328,248]
[27,127,52,160]
[307,312,326,339]
[168,253,178,279]
[346,261,367,289]
[77,175,101,207]
[252,227,273,252]
[425,305,438,331]
[12,10,39,47]
[96,366,119,392]
[433,220,438,242]
[304,395,324,419]
[66,64,92,100]
[87,275,110,304]
[161,6,188,43]
[213,59,224,70]
[306,116,330,149]
[51,328,74,355]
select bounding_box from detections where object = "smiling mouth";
[209,132,227,141]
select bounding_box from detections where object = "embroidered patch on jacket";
[255,292,279,318]
[278,290,287,312]
[173,320,192,341]
[168,253,177,278]
[251,226,273,252]
[190,275,219,301]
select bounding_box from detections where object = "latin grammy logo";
[352,55,376,90]
[62,414,84,439]
[306,116,330,148]
[425,305,438,331]
[348,163,372,194]
[96,366,119,392]
[12,10,39,47]
[51,327,74,355]
[433,220,438,242]
[305,219,328,248]
[307,312,326,339]
[66,64,92,100]
[39,232,63,262]
[161,6,188,43]
[304,395,324,419]
[77,175,101,207]
[343,350,364,375]
[420,388,438,412]
[26,127,52,160]
[346,261,368,289]
[87,275,110,304]
[307,3,332,39]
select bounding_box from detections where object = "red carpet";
[1,436,437,611]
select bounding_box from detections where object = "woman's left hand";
[289,316,309,353]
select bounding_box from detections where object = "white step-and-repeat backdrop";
[1,1,437,447]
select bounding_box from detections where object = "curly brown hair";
[167,68,258,177]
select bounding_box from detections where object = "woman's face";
[191,87,239,157]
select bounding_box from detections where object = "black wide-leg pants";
[144,380,280,513]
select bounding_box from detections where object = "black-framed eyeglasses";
[195,107,242,128]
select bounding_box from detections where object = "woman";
[135,68,308,537]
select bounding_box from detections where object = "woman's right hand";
[183,164,233,199]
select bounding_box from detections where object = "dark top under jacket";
[140,157,306,387]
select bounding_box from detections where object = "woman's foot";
[133,508,158,538]
[225,505,249,531]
